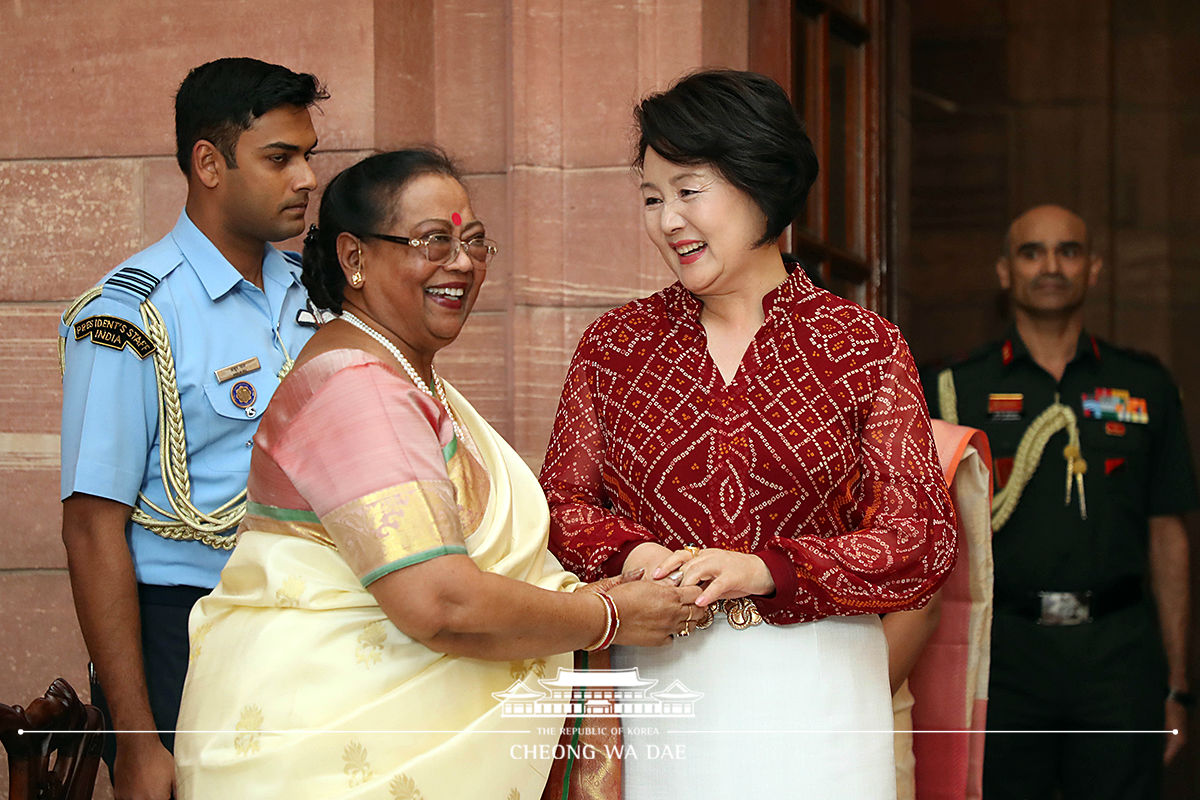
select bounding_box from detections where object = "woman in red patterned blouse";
[540,70,957,798]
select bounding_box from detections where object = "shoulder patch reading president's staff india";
[73,315,155,359]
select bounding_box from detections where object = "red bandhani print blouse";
[540,266,957,625]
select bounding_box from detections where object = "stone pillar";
[0,5,376,795]
[507,0,746,465]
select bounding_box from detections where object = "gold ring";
[683,545,701,557]
[678,608,693,638]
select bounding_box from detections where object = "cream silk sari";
[175,350,577,799]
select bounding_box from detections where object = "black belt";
[996,577,1144,626]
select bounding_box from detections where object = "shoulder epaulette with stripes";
[103,266,162,302]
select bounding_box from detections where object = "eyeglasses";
[360,232,499,266]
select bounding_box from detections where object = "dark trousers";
[983,604,1166,800]
[91,584,208,771]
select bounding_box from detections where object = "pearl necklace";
[339,310,464,442]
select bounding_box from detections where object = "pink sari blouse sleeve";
[264,361,469,585]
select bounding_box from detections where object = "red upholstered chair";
[1,678,104,800]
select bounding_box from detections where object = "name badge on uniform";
[215,357,261,383]
[1081,388,1148,424]
[988,393,1023,421]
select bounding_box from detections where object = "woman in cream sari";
[175,150,697,799]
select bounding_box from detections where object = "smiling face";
[997,205,1101,320]
[215,104,319,244]
[639,148,774,297]
[352,172,487,366]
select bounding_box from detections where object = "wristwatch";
[1167,688,1195,708]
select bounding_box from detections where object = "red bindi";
[451,212,462,226]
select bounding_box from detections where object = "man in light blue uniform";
[59,58,326,799]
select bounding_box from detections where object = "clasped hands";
[624,542,775,637]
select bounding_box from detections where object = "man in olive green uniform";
[924,205,1196,799]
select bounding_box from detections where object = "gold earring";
[350,246,364,287]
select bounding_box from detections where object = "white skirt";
[611,612,895,799]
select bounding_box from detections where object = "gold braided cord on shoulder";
[59,289,243,550]
[937,368,958,425]
[59,288,102,376]
[991,402,1081,532]
[135,299,244,548]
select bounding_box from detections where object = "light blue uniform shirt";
[60,211,315,588]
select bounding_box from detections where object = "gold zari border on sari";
[242,503,336,549]
[246,487,469,587]
[322,480,469,585]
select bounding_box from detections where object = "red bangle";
[597,591,620,650]
[585,591,619,651]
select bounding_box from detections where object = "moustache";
[1031,275,1071,289]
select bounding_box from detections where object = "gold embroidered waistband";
[695,597,763,631]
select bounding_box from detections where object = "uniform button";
[245,440,253,448]
[246,407,257,418]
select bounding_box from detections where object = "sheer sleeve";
[754,333,958,623]
[541,329,657,581]
[266,362,468,586]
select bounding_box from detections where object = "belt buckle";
[1037,591,1093,626]
[694,598,762,631]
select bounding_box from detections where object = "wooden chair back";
[1,678,103,800]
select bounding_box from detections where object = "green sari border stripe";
[246,501,321,524]
[360,545,469,587]
[442,436,458,463]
